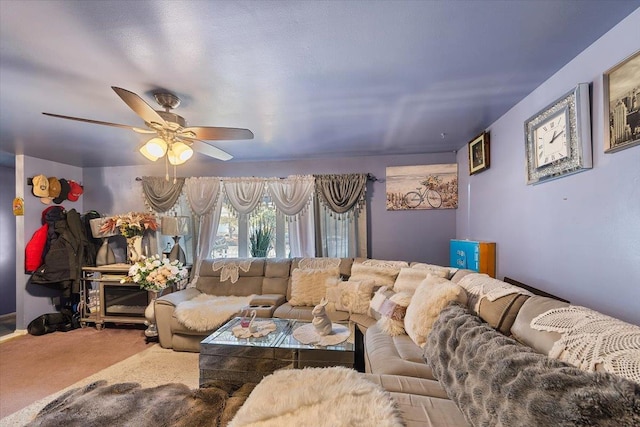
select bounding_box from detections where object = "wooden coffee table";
[199,317,354,385]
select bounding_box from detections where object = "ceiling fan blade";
[180,126,254,141]
[42,112,154,133]
[111,86,167,127]
[189,139,233,161]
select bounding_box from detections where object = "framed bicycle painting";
[385,164,458,210]
[468,132,490,175]
[603,50,640,153]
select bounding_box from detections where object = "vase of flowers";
[100,212,158,263]
[121,255,189,339]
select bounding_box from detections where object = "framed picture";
[603,50,640,153]
[524,83,592,185]
[468,132,490,175]
[385,164,458,210]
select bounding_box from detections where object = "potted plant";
[249,224,273,257]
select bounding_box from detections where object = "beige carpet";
[1,344,199,426]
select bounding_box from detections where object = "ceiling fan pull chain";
[173,164,178,184]
[165,153,170,182]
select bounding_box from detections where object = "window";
[213,194,290,258]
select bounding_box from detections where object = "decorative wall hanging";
[524,83,592,185]
[386,164,458,210]
[468,132,490,175]
[603,50,640,153]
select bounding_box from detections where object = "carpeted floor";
[1,341,200,426]
[0,325,151,418]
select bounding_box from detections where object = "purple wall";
[457,10,640,325]
[0,166,16,315]
[83,152,457,265]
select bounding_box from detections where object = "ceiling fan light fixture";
[139,144,160,161]
[172,141,194,163]
[145,137,168,157]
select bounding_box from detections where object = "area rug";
[1,344,199,426]
[25,379,256,427]
[229,366,404,427]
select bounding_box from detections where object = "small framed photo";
[468,132,490,175]
[603,50,640,153]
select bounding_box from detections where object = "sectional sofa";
[155,257,640,426]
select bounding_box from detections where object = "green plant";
[249,224,273,257]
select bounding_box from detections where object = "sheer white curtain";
[266,175,315,257]
[185,177,222,283]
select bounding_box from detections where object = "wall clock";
[524,83,592,185]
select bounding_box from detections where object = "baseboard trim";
[0,329,28,343]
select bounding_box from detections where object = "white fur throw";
[325,279,376,314]
[174,294,254,332]
[228,367,404,427]
[377,291,412,336]
[289,267,340,306]
[393,267,429,294]
[404,276,467,348]
[350,263,402,288]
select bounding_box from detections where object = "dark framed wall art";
[603,50,640,153]
[468,132,490,175]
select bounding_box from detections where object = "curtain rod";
[136,173,380,182]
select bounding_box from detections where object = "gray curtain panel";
[141,176,186,212]
[314,173,367,215]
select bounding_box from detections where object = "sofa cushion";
[389,392,470,427]
[425,303,640,427]
[364,323,435,380]
[376,291,412,336]
[409,263,453,279]
[404,277,467,348]
[477,293,530,335]
[325,278,376,314]
[392,267,429,294]
[362,374,449,399]
[288,267,340,306]
[510,295,568,355]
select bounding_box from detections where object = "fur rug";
[228,367,404,427]
[425,303,640,427]
[174,294,254,331]
[26,379,256,427]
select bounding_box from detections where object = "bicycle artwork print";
[385,164,458,210]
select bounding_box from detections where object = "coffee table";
[199,317,354,385]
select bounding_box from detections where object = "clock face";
[534,110,568,168]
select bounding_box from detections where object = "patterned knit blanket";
[424,303,640,427]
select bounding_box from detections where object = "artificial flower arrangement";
[100,211,158,238]
[121,255,189,292]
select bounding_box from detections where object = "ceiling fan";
[43,86,254,163]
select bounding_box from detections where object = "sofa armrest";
[249,294,286,307]
[155,288,202,348]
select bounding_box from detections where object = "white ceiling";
[1,1,638,168]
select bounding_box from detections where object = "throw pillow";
[325,279,376,314]
[368,286,396,320]
[404,276,468,348]
[350,263,403,288]
[376,291,412,336]
[393,267,429,294]
[410,263,455,279]
[289,267,340,307]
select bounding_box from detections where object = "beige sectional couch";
[155,257,640,426]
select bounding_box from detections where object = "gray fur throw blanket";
[425,303,640,427]
[26,379,256,427]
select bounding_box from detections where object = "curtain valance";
[266,175,314,218]
[314,173,367,217]
[141,177,185,213]
[223,177,266,216]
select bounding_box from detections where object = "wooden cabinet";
[450,240,496,278]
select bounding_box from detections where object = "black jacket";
[31,209,89,296]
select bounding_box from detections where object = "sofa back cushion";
[478,293,530,335]
[262,258,292,295]
[196,258,265,296]
[510,295,569,355]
